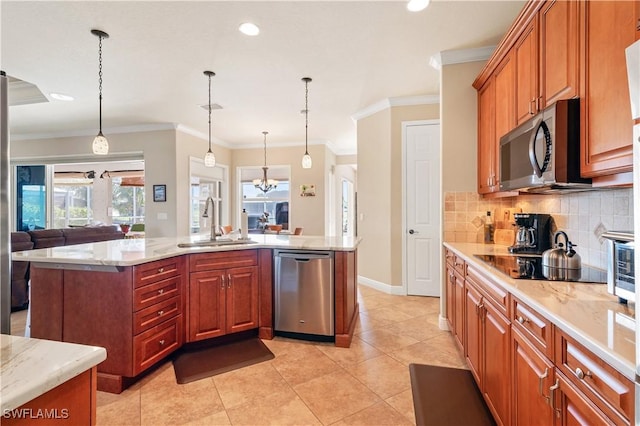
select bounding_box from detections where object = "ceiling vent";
[7,75,48,106]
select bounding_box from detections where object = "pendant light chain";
[98,34,103,133]
[304,79,309,155]
[208,72,212,151]
[203,70,216,167]
[263,131,267,166]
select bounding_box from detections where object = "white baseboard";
[438,315,449,331]
[358,275,406,295]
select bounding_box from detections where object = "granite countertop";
[1,335,106,411]
[11,234,361,267]
[444,242,635,381]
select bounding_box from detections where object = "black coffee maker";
[508,213,552,254]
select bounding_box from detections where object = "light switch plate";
[157,212,168,220]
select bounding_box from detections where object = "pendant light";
[91,29,109,155]
[301,77,313,169]
[203,70,216,167]
[253,131,278,193]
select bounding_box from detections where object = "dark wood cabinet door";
[445,265,455,331]
[515,18,539,125]
[478,79,496,194]
[483,299,511,426]
[188,270,226,341]
[512,328,555,426]
[580,0,637,178]
[539,0,579,108]
[495,52,517,145]
[226,266,259,334]
[453,271,465,350]
[464,281,483,387]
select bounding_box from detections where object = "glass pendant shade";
[204,149,216,167]
[302,153,312,169]
[92,132,109,155]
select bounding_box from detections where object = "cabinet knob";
[517,316,528,324]
[157,310,164,316]
[159,339,165,346]
[158,289,164,295]
[575,367,591,380]
[158,267,164,273]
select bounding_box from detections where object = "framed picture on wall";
[153,184,166,202]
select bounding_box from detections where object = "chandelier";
[253,131,278,193]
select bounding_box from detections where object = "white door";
[405,122,440,296]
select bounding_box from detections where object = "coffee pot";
[515,226,536,247]
[508,213,552,254]
[542,231,582,281]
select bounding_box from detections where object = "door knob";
[409,229,419,234]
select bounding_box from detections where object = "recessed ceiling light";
[50,92,74,101]
[407,0,430,12]
[239,22,260,36]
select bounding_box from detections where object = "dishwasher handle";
[275,251,333,261]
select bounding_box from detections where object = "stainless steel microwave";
[499,98,591,192]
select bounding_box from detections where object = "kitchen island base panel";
[334,250,358,348]
[96,372,137,395]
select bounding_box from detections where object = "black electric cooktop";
[473,254,607,283]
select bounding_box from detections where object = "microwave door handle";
[528,117,544,178]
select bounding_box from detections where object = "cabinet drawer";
[133,296,181,335]
[512,296,553,358]
[445,248,465,274]
[134,315,182,375]
[466,265,509,315]
[134,256,185,289]
[555,329,634,423]
[133,275,181,311]
[190,250,258,272]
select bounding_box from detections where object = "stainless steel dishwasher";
[274,250,334,338]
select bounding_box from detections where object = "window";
[191,180,222,235]
[16,165,47,231]
[241,181,290,231]
[111,178,145,225]
[53,180,93,227]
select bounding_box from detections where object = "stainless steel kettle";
[541,231,582,281]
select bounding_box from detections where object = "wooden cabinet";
[477,79,497,194]
[515,17,539,124]
[445,249,465,350]
[464,266,511,425]
[495,53,517,148]
[555,329,634,424]
[580,0,639,181]
[188,250,259,342]
[553,372,612,425]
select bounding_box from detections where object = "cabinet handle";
[158,289,164,295]
[636,18,640,31]
[517,316,528,324]
[159,339,165,346]
[227,274,232,288]
[538,368,549,403]
[221,275,225,288]
[158,267,164,273]
[549,378,560,418]
[537,96,543,111]
[575,367,591,380]
[157,310,164,316]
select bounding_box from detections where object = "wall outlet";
[107,207,113,216]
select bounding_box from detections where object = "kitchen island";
[13,234,360,393]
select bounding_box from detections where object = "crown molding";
[429,45,496,70]
[351,95,439,122]
[10,123,179,141]
[174,124,230,148]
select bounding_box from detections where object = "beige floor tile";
[332,401,414,426]
[226,388,321,425]
[385,389,417,425]
[294,370,381,424]
[316,336,383,368]
[261,336,322,357]
[354,312,390,334]
[357,328,420,354]
[348,354,411,399]
[389,341,467,370]
[358,294,397,312]
[182,410,230,426]
[270,343,339,386]
[392,299,440,318]
[384,314,448,342]
[362,306,415,323]
[96,388,141,426]
[213,362,291,409]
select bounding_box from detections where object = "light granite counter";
[1,334,106,412]
[444,242,635,381]
[11,234,361,268]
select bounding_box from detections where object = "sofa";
[10,225,125,310]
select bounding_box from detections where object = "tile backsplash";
[444,189,634,270]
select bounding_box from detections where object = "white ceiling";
[1,0,525,155]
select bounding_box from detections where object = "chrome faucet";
[202,196,217,241]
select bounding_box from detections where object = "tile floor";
[11,285,468,425]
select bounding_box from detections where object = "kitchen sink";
[177,239,257,248]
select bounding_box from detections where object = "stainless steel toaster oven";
[602,231,635,303]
